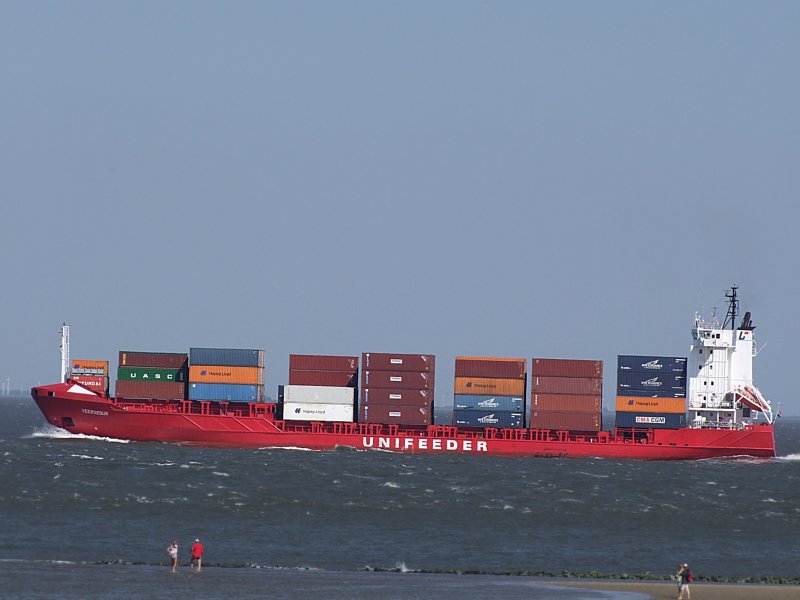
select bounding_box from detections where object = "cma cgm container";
[453,410,524,428]
[117,367,187,382]
[616,396,686,413]
[359,404,431,426]
[529,410,602,432]
[189,366,264,385]
[615,412,686,430]
[115,380,186,400]
[531,358,602,378]
[188,383,262,402]
[362,370,434,390]
[189,348,265,368]
[453,394,524,412]
[454,357,526,379]
[617,372,686,393]
[454,377,525,396]
[283,402,355,423]
[283,385,355,405]
[289,354,358,372]
[119,351,188,369]
[71,360,109,376]
[617,355,687,374]
[531,393,602,413]
[531,376,602,395]
[362,353,435,373]
[361,388,431,407]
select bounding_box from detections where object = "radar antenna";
[722,286,739,330]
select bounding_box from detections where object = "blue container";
[453,394,524,412]
[188,382,263,402]
[617,355,687,374]
[617,372,686,394]
[189,347,265,368]
[614,411,686,429]
[453,409,524,428]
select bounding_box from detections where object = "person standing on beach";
[677,563,692,600]
[190,538,204,572]
[166,540,178,573]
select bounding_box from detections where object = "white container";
[283,385,355,405]
[282,402,355,422]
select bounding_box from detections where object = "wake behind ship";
[31,287,776,459]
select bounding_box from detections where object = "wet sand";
[556,580,800,599]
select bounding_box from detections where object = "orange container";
[189,365,264,385]
[616,396,686,414]
[71,359,109,375]
[453,376,525,396]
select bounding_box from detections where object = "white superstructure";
[687,287,773,428]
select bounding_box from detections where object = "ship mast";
[60,324,70,383]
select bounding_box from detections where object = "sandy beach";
[556,580,800,599]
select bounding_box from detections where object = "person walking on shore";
[190,538,205,572]
[166,540,178,573]
[677,563,692,600]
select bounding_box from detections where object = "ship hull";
[31,383,776,460]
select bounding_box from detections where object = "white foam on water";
[777,453,800,461]
[70,454,105,460]
[28,425,129,444]
[382,481,400,488]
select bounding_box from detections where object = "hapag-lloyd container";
[616,396,687,414]
[362,353,435,373]
[614,411,686,430]
[117,367,187,382]
[71,375,108,392]
[71,359,109,376]
[119,351,188,369]
[115,380,186,400]
[283,385,355,406]
[531,393,602,413]
[453,410,524,428]
[289,354,358,372]
[453,394,524,412]
[289,370,358,387]
[189,365,265,385]
[454,357,526,379]
[531,376,602,395]
[359,404,431,426]
[283,402,355,423]
[453,377,525,396]
[528,410,602,431]
[361,387,432,407]
[617,355,687,374]
[361,370,434,390]
[188,383,262,402]
[617,372,687,393]
[189,348,265,368]
[531,358,602,378]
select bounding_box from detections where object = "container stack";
[360,353,435,426]
[70,359,109,393]
[188,348,265,402]
[530,358,603,431]
[116,351,189,400]
[452,357,526,428]
[282,355,359,422]
[615,355,687,429]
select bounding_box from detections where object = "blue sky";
[1,2,798,413]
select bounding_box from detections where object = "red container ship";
[31,288,776,460]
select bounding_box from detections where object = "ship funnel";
[740,311,755,330]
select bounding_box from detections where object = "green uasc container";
[117,366,187,382]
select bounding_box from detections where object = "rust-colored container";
[531,393,602,413]
[289,354,359,372]
[115,380,186,400]
[616,396,687,414]
[359,404,431,426]
[189,365,264,385]
[528,410,602,432]
[362,352,435,373]
[453,376,525,396]
[360,387,432,407]
[531,376,602,395]
[71,375,108,392]
[531,358,602,378]
[71,359,109,376]
[289,370,357,387]
[454,357,526,379]
[119,351,188,369]
[361,370,434,390]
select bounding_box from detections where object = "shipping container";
[453,376,525,396]
[118,351,188,369]
[454,357,526,379]
[189,347,265,368]
[531,358,602,378]
[289,354,358,372]
[614,411,687,430]
[362,370,434,390]
[283,385,355,406]
[361,387,432,407]
[283,402,355,423]
[71,359,109,376]
[531,393,602,413]
[615,396,687,414]
[531,376,602,395]
[359,404,431,426]
[617,355,687,374]
[71,375,108,392]
[616,372,686,393]
[115,380,186,400]
[453,410,524,428]
[117,366,187,382]
[188,383,262,402]
[453,394,524,412]
[615,388,687,398]
[189,365,264,385]
[362,352,435,373]
[528,410,602,431]
[288,370,357,387]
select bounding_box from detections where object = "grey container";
[189,347,265,367]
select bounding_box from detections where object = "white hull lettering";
[361,436,489,452]
[81,408,109,416]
